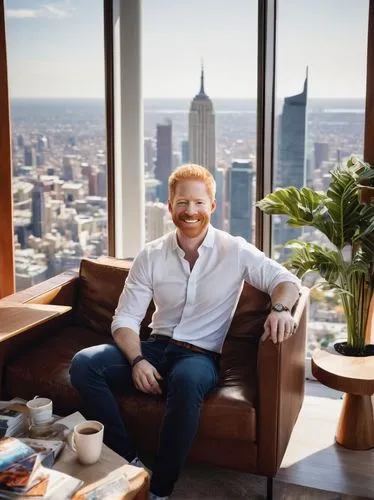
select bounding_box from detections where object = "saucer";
[28,417,67,439]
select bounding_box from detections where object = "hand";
[261,310,296,344]
[132,359,163,395]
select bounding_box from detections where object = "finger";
[132,374,145,393]
[285,322,293,335]
[153,369,163,381]
[270,319,279,344]
[145,373,161,394]
[137,373,153,394]
[261,323,271,342]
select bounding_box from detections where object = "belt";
[151,334,220,361]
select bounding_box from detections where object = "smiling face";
[168,179,216,240]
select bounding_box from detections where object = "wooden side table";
[0,302,71,341]
[312,348,374,450]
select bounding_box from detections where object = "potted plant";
[257,156,374,356]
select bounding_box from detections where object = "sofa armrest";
[1,270,79,307]
[256,286,310,477]
[0,271,80,399]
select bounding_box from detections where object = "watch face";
[273,303,285,312]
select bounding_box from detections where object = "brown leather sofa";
[0,257,309,499]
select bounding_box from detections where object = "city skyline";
[5,0,369,99]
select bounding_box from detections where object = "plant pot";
[334,341,374,356]
[358,184,374,205]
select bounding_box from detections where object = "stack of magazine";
[0,437,82,498]
[0,403,27,438]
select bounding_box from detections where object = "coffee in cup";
[70,420,104,465]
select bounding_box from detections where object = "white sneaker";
[130,456,146,469]
[149,493,169,500]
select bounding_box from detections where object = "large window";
[142,0,258,244]
[272,0,369,354]
[5,0,108,290]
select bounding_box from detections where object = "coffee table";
[53,412,149,499]
[10,406,148,499]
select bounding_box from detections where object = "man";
[70,164,300,500]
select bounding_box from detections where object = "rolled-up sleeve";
[239,239,301,295]
[111,248,153,336]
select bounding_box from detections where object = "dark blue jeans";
[69,338,220,497]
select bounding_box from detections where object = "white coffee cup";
[70,420,104,465]
[26,397,53,426]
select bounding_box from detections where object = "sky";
[5,0,370,99]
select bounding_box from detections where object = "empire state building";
[188,66,216,176]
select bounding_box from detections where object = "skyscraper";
[24,145,35,167]
[274,70,308,253]
[211,167,224,230]
[154,119,173,203]
[31,181,45,238]
[275,70,308,190]
[181,139,189,164]
[229,160,254,242]
[188,66,216,176]
[314,142,329,170]
[144,137,155,174]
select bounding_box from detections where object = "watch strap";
[131,355,145,368]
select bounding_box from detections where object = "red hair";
[168,164,216,201]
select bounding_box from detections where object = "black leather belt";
[151,334,220,361]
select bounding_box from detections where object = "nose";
[184,202,194,214]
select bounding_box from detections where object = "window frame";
[0,0,14,298]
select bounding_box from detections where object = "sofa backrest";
[76,258,270,340]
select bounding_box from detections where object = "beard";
[172,212,210,239]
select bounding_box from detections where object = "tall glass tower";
[274,70,308,254]
[154,119,173,203]
[229,160,254,242]
[275,70,308,189]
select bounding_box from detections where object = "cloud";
[6,3,73,20]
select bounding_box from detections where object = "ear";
[211,199,216,213]
[168,200,172,213]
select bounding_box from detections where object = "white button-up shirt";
[111,225,301,353]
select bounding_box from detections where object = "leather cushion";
[227,283,271,339]
[76,259,155,339]
[4,326,105,414]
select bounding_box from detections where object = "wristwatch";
[271,303,290,312]
[131,355,145,368]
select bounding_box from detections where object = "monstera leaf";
[257,156,374,348]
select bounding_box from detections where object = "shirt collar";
[171,224,215,251]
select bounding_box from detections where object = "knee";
[69,348,96,389]
[169,372,206,402]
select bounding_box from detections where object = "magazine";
[40,467,83,499]
[0,453,43,493]
[0,438,36,472]
[20,439,64,468]
[72,465,131,500]
[0,467,82,499]
[0,404,27,438]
